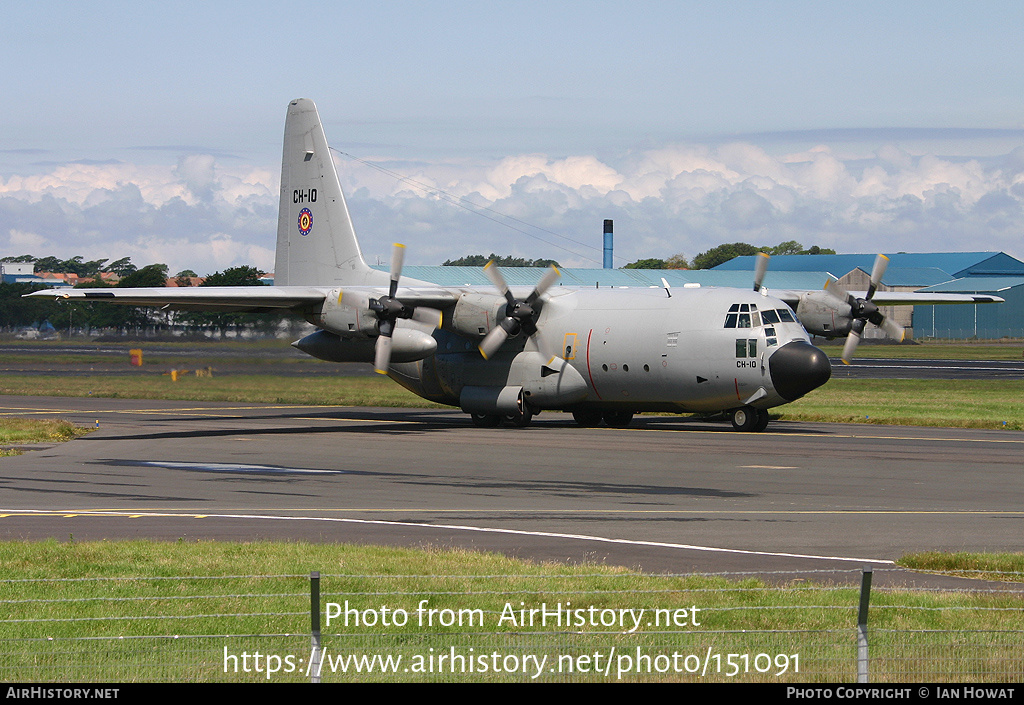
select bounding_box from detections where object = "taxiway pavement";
[2,396,1022,588]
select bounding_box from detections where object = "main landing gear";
[731,405,770,432]
[469,410,534,428]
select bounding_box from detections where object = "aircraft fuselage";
[388,285,830,417]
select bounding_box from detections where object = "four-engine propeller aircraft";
[27,99,1004,432]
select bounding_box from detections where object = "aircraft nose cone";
[769,341,832,401]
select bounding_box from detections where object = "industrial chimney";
[603,219,613,269]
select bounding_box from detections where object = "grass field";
[2,540,1022,682]
[0,373,1021,430]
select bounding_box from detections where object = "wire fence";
[2,568,1022,683]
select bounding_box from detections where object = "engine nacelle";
[795,290,854,338]
[306,288,379,337]
[293,328,437,364]
[448,292,507,339]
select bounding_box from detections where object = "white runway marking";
[138,461,346,475]
[1,508,894,565]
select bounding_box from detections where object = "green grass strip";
[2,540,1023,682]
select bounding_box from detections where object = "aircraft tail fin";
[274,98,387,287]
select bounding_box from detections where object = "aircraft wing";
[769,289,1004,308]
[23,285,461,313]
[842,291,1005,306]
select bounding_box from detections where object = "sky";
[2,1,1024,275]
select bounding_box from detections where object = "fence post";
[310,571,322,683]
[857,566,872,683]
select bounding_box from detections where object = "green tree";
[442,254,560,268]
[174,269,199,287]
[691,243,761,270]
[118,263,169,288]
[622,258,666,269]
[107,257,137,276]
[186,266,273,338]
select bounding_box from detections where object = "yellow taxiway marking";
[5,508,1023,517]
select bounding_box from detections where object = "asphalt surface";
[2,395,1023,590]
[829,357,1024,380]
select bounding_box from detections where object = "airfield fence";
[2,568,1023,683]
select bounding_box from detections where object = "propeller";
[369,243,442,374]
[753,252,770,292]
[823,254,905,364]
[478,261,560,360]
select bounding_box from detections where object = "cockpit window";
[725,303,794,328]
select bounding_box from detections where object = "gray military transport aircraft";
[27,99,1004,432]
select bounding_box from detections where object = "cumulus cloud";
[3,137,1024,273]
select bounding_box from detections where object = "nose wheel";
[731,406,770,432]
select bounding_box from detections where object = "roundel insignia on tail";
[298,208,313,236]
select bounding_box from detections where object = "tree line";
[0,258,291,338]
[623,241,836,270]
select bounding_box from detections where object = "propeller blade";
[878,314,906,342]
[374,334,393,374]
[478,324,509,360]
[526,265,561,303]
[823,276,851,305]
[411,306,442,328]
[841,319,866,365]
[484,260,515,305]
[867,254,889,300]
[753,252,770,292]
[389,243,405,298]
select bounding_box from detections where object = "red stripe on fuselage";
[585,328,602,400]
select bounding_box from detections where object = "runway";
[2,395,1022,587]
[829,356,1024,380]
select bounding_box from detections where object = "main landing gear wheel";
[603,410,634,428]
[753,408,770,432]
[506,406,533,428]
[730,406,760,432]
[572,409,603,427]
[470,412,501,428]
